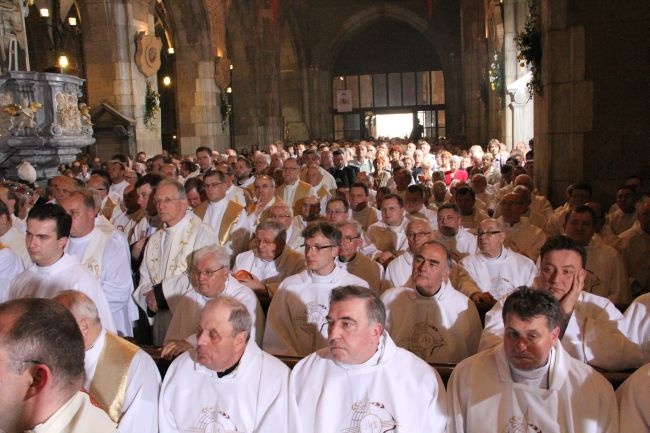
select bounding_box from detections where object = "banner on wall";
[336,90,352,113]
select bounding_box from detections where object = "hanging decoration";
[488,50,504,99]
[220,92,231,132]
[427,0,434,20]
[144,80,160,129]
[514,0,542,95]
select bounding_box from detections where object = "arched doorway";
[331,18,445,140]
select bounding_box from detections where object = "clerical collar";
[509,347,553,389]
[217,359,241,378]
[338,336,384,370]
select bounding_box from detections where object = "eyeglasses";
[204,181,225,188]
[269,213,291,218]
[477,230,502,237]
[154,197,181,206]
[342,235,360,243]
[326,209,347,215]
[406,231,431,238]
[302,244,336,253]
[189,266,225,278]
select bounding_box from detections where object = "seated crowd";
[0,136,648,433]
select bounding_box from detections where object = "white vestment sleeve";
[118,350,161,433]
[616,363,650,433]
[101,233,136,336]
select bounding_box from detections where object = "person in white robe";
[0,200,31,267]
[0,298,117,433]
[460,218,537,305]
[382,240,481,364]
[448,287,619,433]
[276,157,314,216]
[192,169,250,257]
[563,205,631,306]
[366,193,410,266]
[107,160,129,205]
[543,182,592,237]
[479,236,644,371]
[53,291,160,433]
[0,243,24,294]
[432,203,478,261]
[498,192,547,261]
[622,292,650,362]
[403,184,438,228]
[134,180,217,344]
[61,190,137,337]
[7,204,116,332]
[604,185,638,237]
[616,362,650,432]
[162,245,264,357]
[384,218,483,299]
[335,219,384,292]
[265,202,305,253]
[233,220,306,297]
[349,182,380,230]
[160,297,289,433]
[289,285,448,433]
[263,222,368,356]
[615,202,650,297]
[245,174,283,228]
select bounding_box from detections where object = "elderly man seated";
[161,245,264,358]
[233,220,305,297]
[160,297,289,433]
[335,220,383,291]
[382,240,481,364]
[479,236,644,371]
[289,286,448,433]
[447,287,619,433]
[460,218,537,307]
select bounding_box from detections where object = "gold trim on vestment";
[89,333,139,423]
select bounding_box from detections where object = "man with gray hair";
[266,202,305,253]
[233,220,305,297]
[160,297,289,433]
[289,285,448,433]
[335,220,383,291]
[53,291,160,433]
[460,218,537,306]
[448,287,618,433]
[162,245,264,357]
[133,179,217,344]
[0,298,116,433]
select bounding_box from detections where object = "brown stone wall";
[535,0,650,206]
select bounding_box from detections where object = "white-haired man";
[460,218,537,306]
[162,245,264,357]
[160,297,289,433]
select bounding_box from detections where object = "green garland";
[488,51,504,98]
[514,0,542,95]
[144,80,160,128]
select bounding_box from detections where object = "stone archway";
[308,3,462,140]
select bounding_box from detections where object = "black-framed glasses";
[302,244,336,253]
[342,236,361,243]
[477,230,502,237]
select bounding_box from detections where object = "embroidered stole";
[82,230,110,278]
[218,201,244,246]
[101,198,117,220]
[89,333,139,423]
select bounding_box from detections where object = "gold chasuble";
[89,333,139,423]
